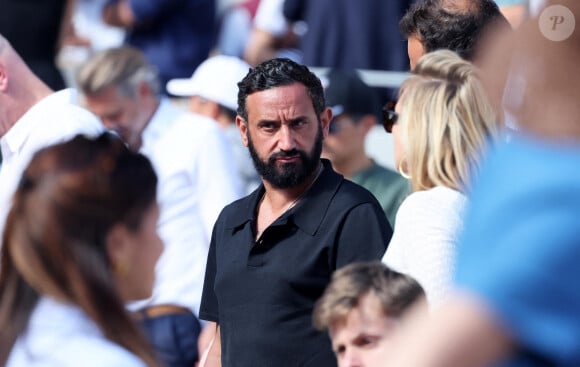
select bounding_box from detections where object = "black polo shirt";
[200,160,392,367]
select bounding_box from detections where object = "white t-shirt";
[0,89,103,237]
[129,99,244,316]
[7,297,145,367]
[382,186,467,307]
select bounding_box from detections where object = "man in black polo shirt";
[199,58,392,367]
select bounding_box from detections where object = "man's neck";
[335,154,373,179]
[261,162,323,213]
[256,162,323,239]
[2,81,52,137]
[131,97,161,151]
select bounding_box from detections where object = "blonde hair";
[397,50,500,192]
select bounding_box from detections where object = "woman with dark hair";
[0,133,162,366]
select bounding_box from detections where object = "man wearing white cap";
[76,47,244,367]
[167,55,260,194]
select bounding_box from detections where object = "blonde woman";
[381,50,501,306]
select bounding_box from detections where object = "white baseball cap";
[166,55,251,111]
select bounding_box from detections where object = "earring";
[112,260,129,277]
[398,159,411,180]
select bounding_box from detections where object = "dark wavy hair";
[236,57,326,122]
[0,133,158,366]
[400,0,510,60]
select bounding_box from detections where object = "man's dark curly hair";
[237,58,326,122]
[400,0,510,61]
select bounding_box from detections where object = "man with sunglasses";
[323,70,409,226]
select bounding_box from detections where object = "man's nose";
[100,118,116,131]
[277,124,296,151]
[341,348,363,367]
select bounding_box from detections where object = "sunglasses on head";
[382,101,398,133]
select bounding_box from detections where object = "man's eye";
[360,337,379,348]
[334,345,346,356]
[292,119,306,128]
[260,123,277,131]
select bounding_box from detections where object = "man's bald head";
[0,32,53,136]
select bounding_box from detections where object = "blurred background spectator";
[77,47,243,367]
[322,70,409,227]
[216,0,261,58]
[243,0,303,66]
[167,55,261,195]
[102,0,216,95]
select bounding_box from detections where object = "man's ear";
[0,63,8,92]
[207,100,220,120]
[360,115,377,136]
[138,80,151,99]
[236,115,249,147]
[320,107,333,139]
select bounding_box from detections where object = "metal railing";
[309,67,410,89]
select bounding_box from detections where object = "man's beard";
[247,125,323,189]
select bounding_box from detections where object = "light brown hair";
[313,261,425,331]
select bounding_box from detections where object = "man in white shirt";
[76,46,243,367]
[0,34,103,237]
[167,55,260,195]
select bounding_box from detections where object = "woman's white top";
[382,186,467,307]
[7,297,146,367]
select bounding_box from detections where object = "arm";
[59,0,91,49]
[199,323,222,367]
[244,29,282,66]
[373,294,513,367]
[244,0,296,66]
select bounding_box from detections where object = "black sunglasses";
[382,101,398,133]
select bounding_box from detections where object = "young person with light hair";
[313,262,425,367]
[382,49,501,306]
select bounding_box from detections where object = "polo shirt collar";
[140,98,172,151]
[290,159,342,235]
[224,159,342,236]
[224,185,264,229]
[1,91,60,161]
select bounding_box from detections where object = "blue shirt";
[121,0,215,93]
[283,0,412,72]
[456,133,580,366]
